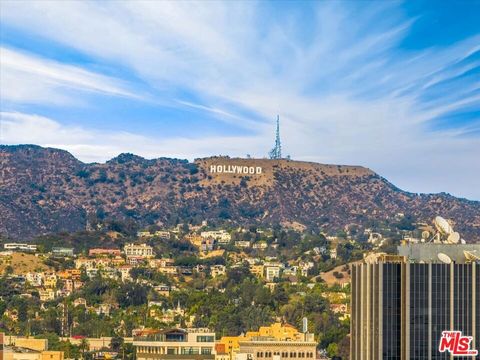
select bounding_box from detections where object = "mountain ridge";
[1,144,479,240]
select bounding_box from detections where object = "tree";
[79,338,89,360]
[110,336,124,352]
[4,265,14,275]
[116,283,148,307]
[327,343,339,357]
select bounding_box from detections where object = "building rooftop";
[397,243,480,264]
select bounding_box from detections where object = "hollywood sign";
[209,164,263,175]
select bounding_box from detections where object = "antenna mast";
[269,115,282,159]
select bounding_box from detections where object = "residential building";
[153,284,171,297]
[126,256,147,266]
[154,231,171,239]
[249,265,264,279]
[158,266,178,275]
[3,244,37,252]
[329,304,349,321]
[264,264,281,282]
[43,273,57,288]
[89,248,121,257]
[211,265,226,278]
[137,231,154,238]
[38,289,56,302]
[52,248,74,257]
[124,243,154,258]
[234,241,251,248]
[299,261,314,277]
[149,258,175,268]
[118,265,133,281]
[73,298,87,307]
[201,230,231,244]
[252,242,267,250]
[26,273,43,287]
[133,328,216,360]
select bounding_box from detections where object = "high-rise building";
[350,245,480,359]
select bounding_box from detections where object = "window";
[197,335,214,343]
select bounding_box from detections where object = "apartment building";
[124,243,154,258]
[133,328,216,360]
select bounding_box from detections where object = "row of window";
[196,335,214,343]
[136,346,211,354]
[256,351,314,358]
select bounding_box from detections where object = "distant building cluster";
[132,322,316,360]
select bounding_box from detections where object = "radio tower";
[269,115,282,159]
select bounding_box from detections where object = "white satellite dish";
[438,252,452,264]
[447,232,460,244]
[460,239,466,245]
[464,251,480,262]
[434,216,453,235]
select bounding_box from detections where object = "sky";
[0,1,479,200]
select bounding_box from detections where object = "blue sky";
[0,1,479,200]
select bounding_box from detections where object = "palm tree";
[79,338,89,360]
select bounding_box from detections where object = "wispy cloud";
[0,47,140,105]
[0,1,479,199]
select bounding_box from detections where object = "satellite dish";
[438,253,452,264]
[464,251,480,263]
[447,232,460,244]
[434,216,453,235]
[460,239,466,245]
[421,231,430,239]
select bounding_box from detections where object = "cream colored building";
[236,340,316,360]
[124,243,154,258]
[133,328,216,360]
[218,323,317,360]
[264,265,281,282]
[200,230,231,243]
[38,289,55,302]
[4,337,47,351]
[3,346,64,360]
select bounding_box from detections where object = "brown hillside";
[0,145,479,241]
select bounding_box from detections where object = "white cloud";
[0,1,479,199]
[0,111,265,163]
[0,47,139,105]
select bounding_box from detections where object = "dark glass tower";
[351,260,479,360]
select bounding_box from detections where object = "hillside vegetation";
[1,145,479,240]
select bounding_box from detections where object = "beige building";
[3,346,64,360]
[218,323,317,360]
[124,243,154,258]
[264,265,281,282]
[133,328,216,360]
[38,289,55,302]
[200,230,231,243]
[237,339,316,360]
[3,338,47,352]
